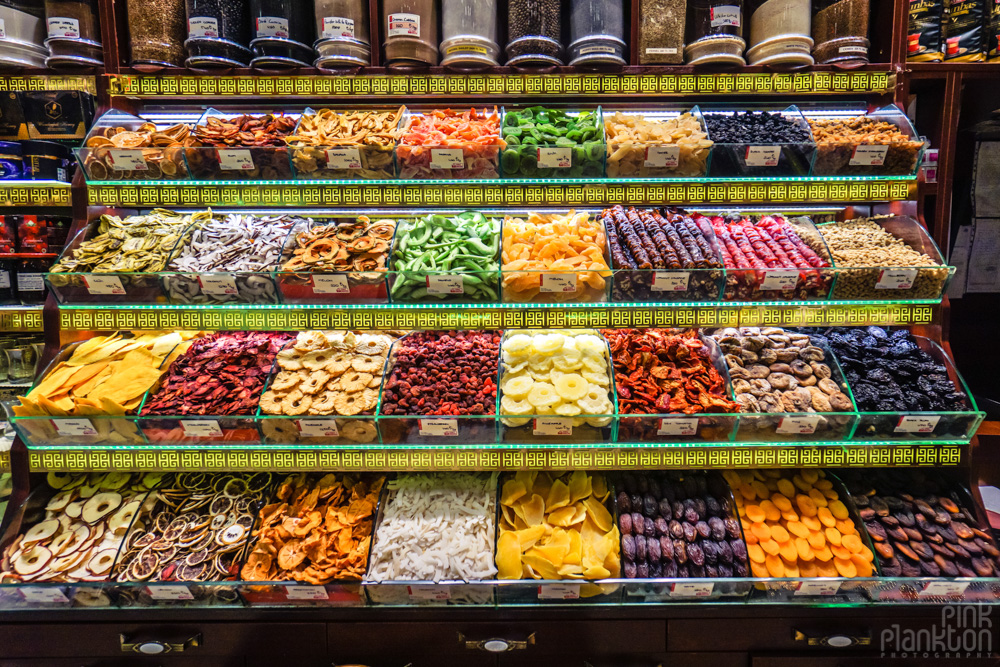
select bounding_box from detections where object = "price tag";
[430,149,465,170]
[645,47,679,55]
[644,146,681,168]
[875,268,918,290]
[407,585,450,600]
[776,415,820,435]
[188,16,219,38]
[0,19,6,39]
[19,587,69,604]
[17,273,44,292]
[322,16,355,38]
[710,5,740,26]
[537,147,572,168]
[52,419,97,437]
[83,275,126,295]
[47,17,80,38]
[894,415,941,434]
[217,149,255,171]
[839,45,868,55]
[532,417,572,436]
[418,419,459,436]
[651,271,690,292]
[0,271,9,289]
[311,274,350,295]
[579,45,616,55]
[849,144,889,166]
[795,580,842,596]
[145,585,195,601]
[388,12,420,37]
[284,585,329,600]
[538,583,580,600]
[107,150,148,171]
[759,270,799,291]
[657,418,698,437]
[426,275,464,295]
[296,419,340,438]
[540,273,577,293]
[919,581,969,597]
[255,16,289,37]
[670,582,714,597]
[181,420,224,438]
[198,274,239,296]
[325,148,362,170]
[745,146,781,167]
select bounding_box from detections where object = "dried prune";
[617,492,631,513]
[972,557,995,577]
[634,535,647,562]
[622,534,636,561]
[935,556,958,576]
[866,521,887,542]
[874,542,895,560]
[672,501,685,519]
[683,523,698,543]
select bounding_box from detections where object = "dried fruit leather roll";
[740,223,782,268]
[683,216,721,268]
[657,211,698,267]
[626,207,665,268]
[708,217,747,269]
[759,216,829,268]
[638,208,682,269]
[611,205,652,269]
[728,222,768,270]
[602,207,636,269]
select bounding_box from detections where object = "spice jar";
[505,0,563,66]
[126,0,187,66]
[440,0,499,68]
[249,0,315,68]
[184,0,253,67]
[569,0,626,65]
[638,0,686,64]
[0,2,48,67]
[382,0,438,68]
[812,0,869,65]
[745,0,812,66]
[43,0,103,66]
[313,0,371,67]
[685,0,746,65]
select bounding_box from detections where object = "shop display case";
[703,105,816,177]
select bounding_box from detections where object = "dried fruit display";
[187,113,297,180]
[280,217,394,275]
[615,471,749,580]
[603,206,724,301]
[725,468,875,579]
[389,212,500,303]
[0,472,162,585]
[258,331,393,445]
[496,470,620,596]
[704,213,833,301]
[500,107,604,179]
[502,210,611,303]
[704,109,814,177]
[82,121,192,181]
[288,107,405,180]
[113,472,274,585]
[140,332,294,417]
[397,108,504,180]
[809,116,924,176]
[604,111,712,177]
[242,473,385,584]
[498,330,614,435]
[841,469,1000,580]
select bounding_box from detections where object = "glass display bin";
[397,108,503,180]
[75,110,191,182]
[287,107,404,181]
[183,109,296,181]
[703,105,815,178]
[603,107,713,179]
[808,105,926,177]
[501,107,605,180]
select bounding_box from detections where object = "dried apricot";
[825,527,842,546]
[760,539,780,556]
[765,554,784,578]
[817,507,836,528]
[795,537,814,561]
[829,500,849,520]
[796,495,818,517]
[751,522,771,542]
[776,479,796,498]
[770,494,793,512]
[842,534,863,554]
[834,557,857,578]
[747,543,766,563]
[745,504,766,523]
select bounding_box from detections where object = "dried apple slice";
[109,501,140,535]
[46,492,73,513]
[46,472,73,489]
[65,501,83,519]
[87,549,117,576]
[82,492,122,524]
[13,545,52,576]
[22,519,59,545]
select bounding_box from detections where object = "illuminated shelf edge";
[0,451,8,473]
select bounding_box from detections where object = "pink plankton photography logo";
[881,605,994,658]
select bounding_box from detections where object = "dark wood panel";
[500,653,747,667]
[753,656,998,667]
[0,660,244,667]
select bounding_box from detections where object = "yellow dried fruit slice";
[553,373,588,401]
[526,382,559,408]
[502,375,534,400]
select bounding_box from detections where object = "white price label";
[538,583,580,600]
[537,147,572,168]
[745,146,781,167]
[657,418,698,437]
[47,17,80,38]
[284,585,329,600]
[645,47,679,55]
[644,145,681,168]
[322,16,355,38]
[0,271,9,289]
[387,12,420,37]
[418,419,459,436]
[0,19,6,39]
[776,415,820,435]
[407,585,450,600]
[839,45,868,54]
[919,581,969,597]
[795,580,842,596]
[850,144,889,166]
[145,585,194,601]
[83,275,126,295]
[532,417,572,436]
[430,149,465,170]
[426,274,464,295]
[296,419,340,438]
[325,148,362,169]
[670,582,714,597]
[188,16,219,38]
[710,5,741,27]
[651,271,690,292]
[255,16,289,38]
[875,268,918,290]
[217,149,255,171]
[759,269,800,291]
[181,420,224,438]
[198,274,239,296]
[107,150,148,171]
[894,415,941,434]
[540,273,577,293]
[579,45,616,55]
[17,273,44,292]
[19,588,69,604]
[52,419,97,437]
[311,274,351,295]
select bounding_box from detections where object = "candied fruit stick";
[639,209,682,269]
[741,223,782,268]
[603,207,636,269]
[760,216,829,268]
[626,207,665,269]
[709,218,748,269]
[677,214,719,268]
[654,210,696,268]
[613,206,652,269]
[755,222,819,287]
[729,221,768,270]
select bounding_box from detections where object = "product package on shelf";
[501,107,605,179]
[702,106,815,178]
[248,0,317,68]
[807,105,925,177]
[75,110,192,182]
[312,0,372,67]
[396,107,503,180]
[184,109,296,181]
[287,107,405,180]
[603,108,713,179]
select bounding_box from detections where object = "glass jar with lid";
[184,0,253,67]
[684,0,745,65]
[43,0,103,66]
[313,0,371,67]
[126,0,187,67]
[0,1,48,67]
[382,0,438,68]
[505,0,563,66]
[249,0,315,68]
[812,0,869,65]
[568,0,625,65]
[745,0,812,66]
[638,0,686,64]
[440,0,499,68]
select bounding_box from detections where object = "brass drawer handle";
[120,633,202,654]
[793,629,871,648]
[458,632,536,652]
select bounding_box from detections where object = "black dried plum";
[622,534,636,561]
[693,498,707,517]
[687,544,705,567]
[617,491,631,513]
[634,535,647,561]
[637,476,649,494]
[733,561,748,577]
[708,517,727,541]
[690,564,705,578]
[630,494,643,513]
[619,513,632,535]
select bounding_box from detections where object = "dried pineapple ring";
[502,350,528,364]
[577,388,607,414]
[311,390,338,413]
[528,358,552,372]
[294,331,328,352]
[340,419,377,443]
[582,371,610,386]
[501,395,533,415]
[532,334,565,355]
[504,334,533,355]
[354,334,388,356]
[333,392,363,416]
[339,371,373,393]
[503,360,529,374]
[528,369,552,382]
[324,353,351,375]
[527,382,559,407]
[351,354,383,373]
[581,357,607,373]
[575,335,605,357]
[301,350,334,371]
[552,356,584,372]
[555,402,582,416]
[503,375,534,399]
[586,416,613,428]
[299,371,331,395]
[277,350,304,371]
[553,373,588,401]
[259,391,285,415]
[271,371,301,392]
[501,417,531,427]
[282,390,312,415]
